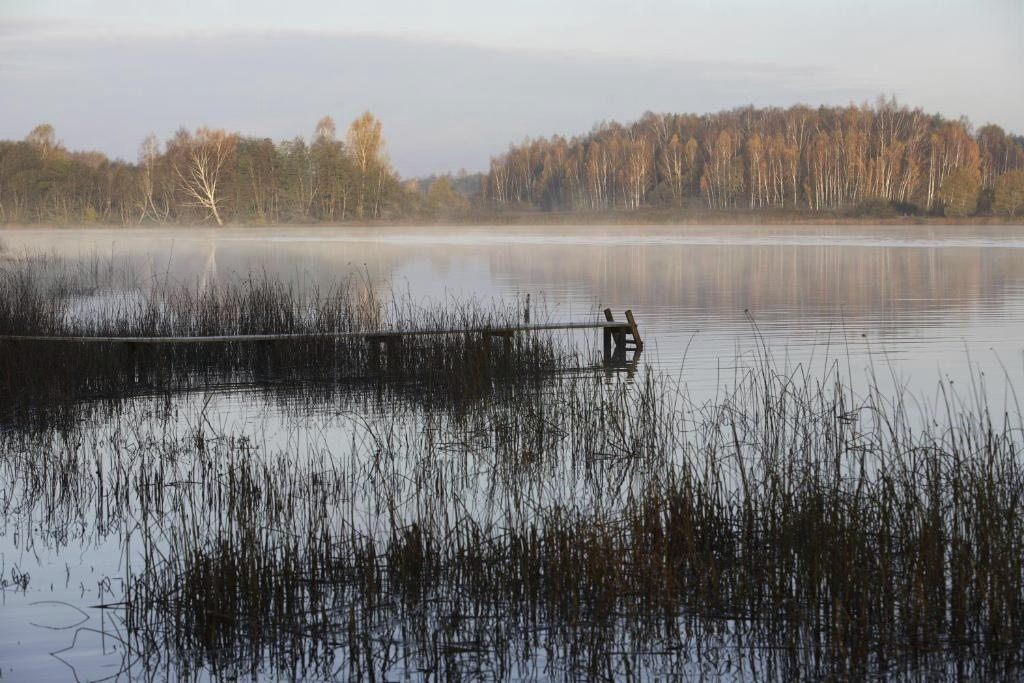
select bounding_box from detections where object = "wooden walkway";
[0,310,644,364]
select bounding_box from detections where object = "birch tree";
[993,170,1024,216]
[26,124,58,157]
[346,112,388,219]
[312,116,354,221]
[940,167,981,216]
[170,127,237,226]
[137,133,167,223]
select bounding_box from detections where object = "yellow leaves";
[993,170,1024,217]
[940,167,982,217]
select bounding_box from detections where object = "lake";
[2,223,1024,680]
[3,223,1023,397]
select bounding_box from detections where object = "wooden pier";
[602,308,643,364]
[0,310,644,365]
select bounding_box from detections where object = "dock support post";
[602,308,638,364]
[603,308,614,363]
[613,329,627,363]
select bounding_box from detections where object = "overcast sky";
[2,0,1021,176]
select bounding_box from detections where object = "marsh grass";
[0,254,578,429]
[3,250,1022,679]
[3,351,1022,679]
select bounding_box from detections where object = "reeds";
[0,254,576,429]
[3,352,1022,679]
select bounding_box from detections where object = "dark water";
[2,224,1024,679]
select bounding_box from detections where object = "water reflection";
[3,224,1024,679]
[4,224,1023,394]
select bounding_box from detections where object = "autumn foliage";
[485,99,1024,217]
[1,101,1022,225]
[0,113,398,225]
[993,170,1024,217]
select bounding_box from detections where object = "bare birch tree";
[170,127,237,226]
[137,133,167,223]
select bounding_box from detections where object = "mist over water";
[5,223,1024,398]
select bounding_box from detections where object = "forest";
[1,100,1023,226]
[486,99,1024,218]
[0,113,410,226]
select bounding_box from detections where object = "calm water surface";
[3,223,1024,679]
[3,223,1024,396]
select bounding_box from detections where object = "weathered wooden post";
[601,308,639,364]
[603,308,614,363]
[613,328,627,363]
[625,309,643,351]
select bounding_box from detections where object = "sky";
[1,0,1021,177]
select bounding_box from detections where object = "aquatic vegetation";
[2,349,1022,679]
[0,255,575,430]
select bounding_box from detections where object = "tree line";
[486,98,1024,217]
[0,113,416,225]
[2,100,1023,226]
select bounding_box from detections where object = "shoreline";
[3,212,1023,231]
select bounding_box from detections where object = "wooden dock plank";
[0,320,632,344]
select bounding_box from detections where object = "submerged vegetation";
[1,251,1023,679]
[2,100,1024,227]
